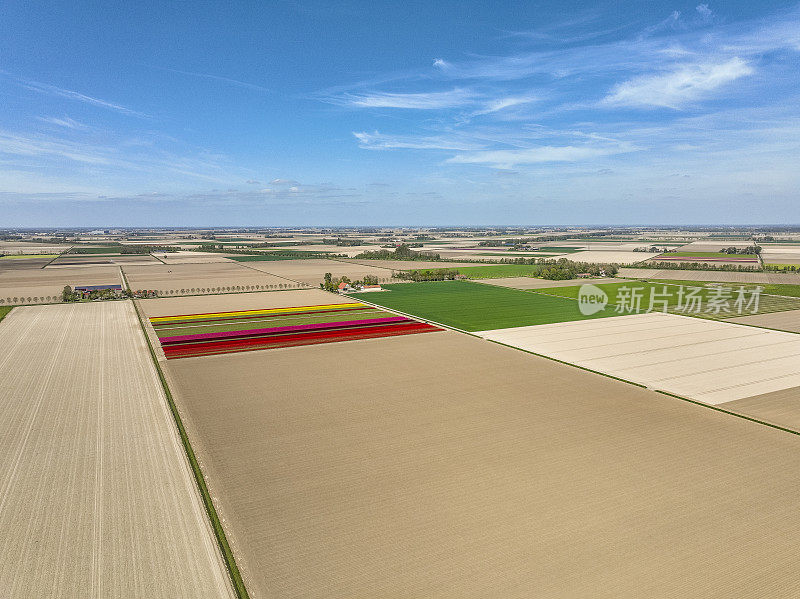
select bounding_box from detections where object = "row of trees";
[635,261,760,271]
[320,273,381,291]
[355,243,441,261]
[720,245,761,254]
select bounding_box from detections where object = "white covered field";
[478,312,800,404]
[0,302,234,598]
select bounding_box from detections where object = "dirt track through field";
[0,302,234,598]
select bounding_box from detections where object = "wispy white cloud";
[336,88,476,109]
[602,57,753,108]
[21,80,149,118]
[37,116,85,129]
[353,131,486,151]
[445,143,635,168]
[146,64,270,93]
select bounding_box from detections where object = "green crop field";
[0,306,12,323]
[350,281,618,331]
[647,279,800,299]
[535,280,800,318]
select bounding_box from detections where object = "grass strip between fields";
[0,306,12,323]
[132,299,250,599]
[654,390,800,437]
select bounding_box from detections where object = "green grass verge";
[350,280,619,331]
[764,263,800,271]
[0,306,12,323]
[132,300,250,599]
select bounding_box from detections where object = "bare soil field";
[476,276,621,290]
[563,250,659,264]
[620,268,800,284]
[154,251,238,264]
[241,258,402,285]
[728,309,800,333]
[0,265,123,304]
[139,288,358,318]
[478,312,800,404]
[340,259,477,270]
[719,386,800,432]
[0,302,234,598]
[677,241,755,252]
[0,241,70,254]
[48,254,161,267]
[122,262,296,295]
[720,387,800,431]
[0,256,55,271]
[166,330,800,598]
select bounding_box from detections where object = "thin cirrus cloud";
[353,131,486,151]
[21,79,149,118]
[337,88,476,109]
[445,143,636,169]
[602,57,754,108]
[37,116,85,129]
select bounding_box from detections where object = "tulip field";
[150,301,441,358]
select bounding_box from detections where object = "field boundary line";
[653,390,800,437]
[342,292,475,336]
[132,299,250,599]
[351,286,800,437]
[40,253,63,269]
[233,260,314,287]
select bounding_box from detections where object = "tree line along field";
[350,281,619,331]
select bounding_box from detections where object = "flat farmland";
[350,281,620,330]
[620,268,800,284]
[154,251,237,264]
[151,300,439,359]
[719,386,800,431]
[339,258,477,270]
[139,288,355,318]
[477,276,622,290]
[478,312,800,404]
[166,329,800,598]
[728,308,800,333]
[535,280,800,319]
[241,258,401,285]
[122,262,296,295]
[0,301,234,598]
[0,265,123,304]
[49,254,161,266]
[563,250,658,264]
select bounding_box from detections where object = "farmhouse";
[73,283,123,299]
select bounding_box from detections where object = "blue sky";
[1,0,799,226]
